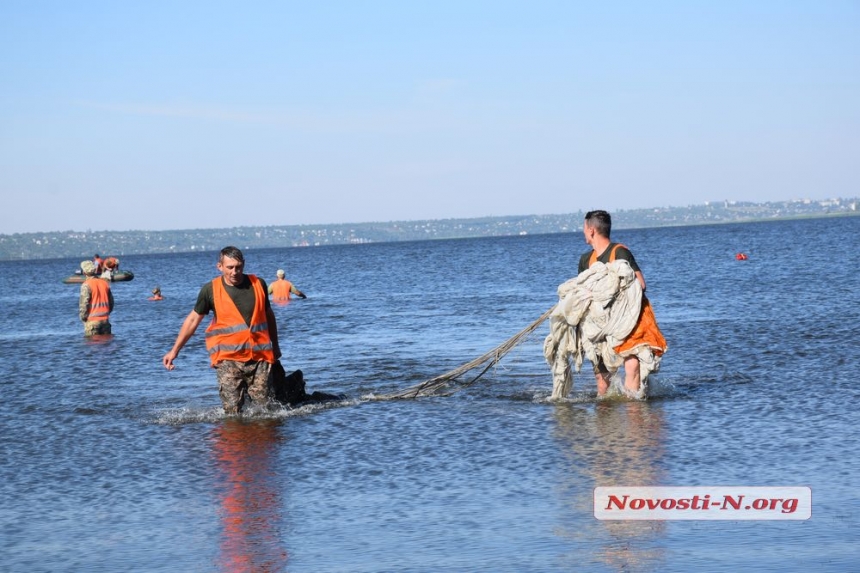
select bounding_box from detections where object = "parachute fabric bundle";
[543,260,663,400]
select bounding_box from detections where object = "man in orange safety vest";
[162,246,282,414]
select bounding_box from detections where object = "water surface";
[2,216,858,572]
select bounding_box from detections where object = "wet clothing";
[545,243,667,399]
[216,359,273,415]
[545,260,661,399]
[194,274,275,413]
[614,297,665,356]
[79,277,114,336]
[581,243,665,359]
[268,278,297,303]
[84,320,112,336]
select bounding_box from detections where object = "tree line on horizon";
[1,198,856,262]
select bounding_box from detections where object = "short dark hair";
[219,246,245,263]
[584,210,611,238]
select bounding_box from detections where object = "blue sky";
[1,1,858,234]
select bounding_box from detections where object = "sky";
[1,1,858,234]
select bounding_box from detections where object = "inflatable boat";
[62,270,135,284]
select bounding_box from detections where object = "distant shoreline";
[2,198,857,261]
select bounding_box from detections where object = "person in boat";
[162,246,282,415]
[579,210,666,398]
[267,269,307,303]
[101,257,119,280]
[87,254,103,275]
[79,260,114,336]
[149,287,163,301]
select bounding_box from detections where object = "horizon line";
[3,196,856,238]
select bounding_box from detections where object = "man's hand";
[162,350,179,370]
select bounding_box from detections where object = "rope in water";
[377,306,555,400]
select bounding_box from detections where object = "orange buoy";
[735,253,748,261]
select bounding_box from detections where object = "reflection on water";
[84,333,114,344]
[553,401,667,571]
[210,420,289,573]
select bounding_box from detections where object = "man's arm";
[79,284,91,322]
[162,311,205,370]
[290,284,307,299]
[266,305,282,360]
[635,270,646,292]
[615,246,646,292]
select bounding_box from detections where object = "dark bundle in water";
[271,361,346,406]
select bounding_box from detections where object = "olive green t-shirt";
[578,243,641,274]
[194,275,270,325]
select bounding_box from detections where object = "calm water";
[2,217,859,572]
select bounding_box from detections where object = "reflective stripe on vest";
[270,279,293,303]
[204,275,275,366]
[84,277,111,321]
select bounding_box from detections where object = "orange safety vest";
[84,277,111,321]
[588,243,626,266]
[270,279,293,303]
[204,276,275,366]
[589,244,667,356]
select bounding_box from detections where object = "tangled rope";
[377,306,554,400]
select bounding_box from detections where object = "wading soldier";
[162,246,281,414]
[79,260,114,336]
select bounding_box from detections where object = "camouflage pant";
[215,360,273,415]
[84,320,112,336]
